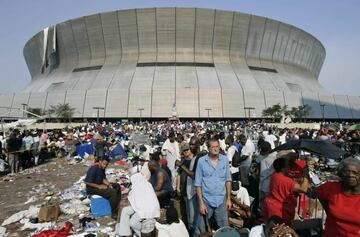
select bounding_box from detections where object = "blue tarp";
[109,144,127,159]
[76,143,94,158]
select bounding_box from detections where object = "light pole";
[1,117,4,134]
[205,108,212,122]
[320,103,326,125]
[244,107,255,122]
[21,103,28,118]
[138,108,144,123]
[93,107,105,124]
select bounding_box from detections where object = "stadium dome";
[1,8,359,119]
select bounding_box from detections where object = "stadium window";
[136,62,215,67]
[72,65,103,73]
[248,66,278,73]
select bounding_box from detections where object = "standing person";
[175,143,192,229]
[225,135,240,181]
[161,131,180,189]
[160,157,172,183]
[316,157,360,237]
[258,142,277,212]
[22,130,34,168]
[32,131,40,165]
[6,129,22,174]
[262,157,309,225]
[0,134,3,160]
[94,134,108,160]
[39,131,48,148]
[0,132,5,156]
[84,156,121,219]
[195,138,232,233]
[218,132,226,152]
[279,130,287,145]
[264,130,278,150]
[175,137,204,237]
[238,134,255,189]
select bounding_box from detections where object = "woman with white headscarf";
[117,173,160,236]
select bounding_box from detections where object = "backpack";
[231,149,242,167]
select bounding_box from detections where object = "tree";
[289,104,312,122]
[48,103,75,122]
[262,103,288,122]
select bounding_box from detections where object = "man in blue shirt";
[85,156,121,218]
[195,137,232,232]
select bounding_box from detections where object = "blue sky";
[0,0,359,95]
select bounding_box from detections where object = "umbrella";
[273,139,346,159]
[348,124,360,131]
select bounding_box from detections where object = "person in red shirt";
[316,157,360,237]
[263,157,310,225]
[288,153,309,219]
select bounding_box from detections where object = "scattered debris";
[0,226,6,237]
[0,157,130,236]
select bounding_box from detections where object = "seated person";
[84,156,121,218]
[148,160,173,208]
[229,181,253,228]
[155,206,189,237]
[117,173,160,237]
[249,215,299,237]
[231,180,251,206]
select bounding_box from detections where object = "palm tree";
[48,103,75,122]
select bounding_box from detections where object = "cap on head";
[180,143,190,154]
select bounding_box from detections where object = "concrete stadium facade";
[1,8,360,119]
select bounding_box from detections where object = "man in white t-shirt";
[279,130,287,145]
[264,130,277,150]
[161,131,180,189]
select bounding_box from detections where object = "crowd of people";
[1,120,360,236]
[0,129,69,173]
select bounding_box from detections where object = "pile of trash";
[1,165,130,237]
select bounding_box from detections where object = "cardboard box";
[38,203,60,222]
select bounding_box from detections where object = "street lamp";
[21,103,28,118]
[244,107,255,122]
[320,103,326,125]
[138,108,144,123]
[205,108,212,122]
[93,107,105,124]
